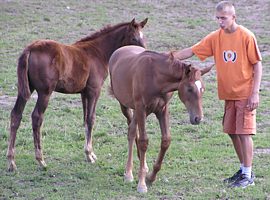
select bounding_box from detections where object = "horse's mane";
[76,22,130,43]
[167,51,201,80]
[167,51,184,67]
[142,50,171,60]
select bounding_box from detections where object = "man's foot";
[223,169,242,184]
[229,173,255,188]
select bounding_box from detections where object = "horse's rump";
[109,46,147,106]
[23,40,90,93]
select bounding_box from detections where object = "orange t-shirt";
[191,25,262,100]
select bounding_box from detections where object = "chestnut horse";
[7,18,148,172]
[109,45,212,193]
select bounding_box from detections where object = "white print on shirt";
[223,50,237,63]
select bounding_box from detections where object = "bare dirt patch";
[0,95,16,109]
[254,148,270,155]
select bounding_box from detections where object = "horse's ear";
[186,64,192,75]
[201,63,214,76]
[140,18,148,28]
[130,18,136,28]
[169,51,174,60]
[183,63,192,77]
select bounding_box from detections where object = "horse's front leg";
[135,106,149,193]
[147,106,171,184]
[31,92,51,170]
[81,90,100,163]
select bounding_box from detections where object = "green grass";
[1,0,270,199]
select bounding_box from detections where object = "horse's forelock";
[189,67,201,81]
[180,63,201,81]
[167,58,187,80]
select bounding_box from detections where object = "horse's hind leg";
[135,106,149,193]
[120,104,136,182]
[81,91,100,163]
[120,104,148,182]
[7,95,28,172]
[120,104,133,125]
[31,92,51,169]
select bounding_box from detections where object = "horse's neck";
[170,62,184,80]
[158,61,184,93]
[80,27,126,64]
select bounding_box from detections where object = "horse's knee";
[127,125,137,142]
[90,114,96,124]
[11,107,22,120]
[86,114,96,127]
[10,107,23,130]
[138,137,149,152]
[127,133,135,143]
[161,136,171,150]
[31,111,43,130]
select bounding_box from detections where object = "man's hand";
[247,92,259,111]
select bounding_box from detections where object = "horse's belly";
[55,78,86,93]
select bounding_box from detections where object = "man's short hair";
[216,1,235,15]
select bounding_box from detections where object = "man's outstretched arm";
[173,47,194,60]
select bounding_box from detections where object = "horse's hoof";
[86,152,97,163]
[7,161,17,172]
[146,173,155,185]
[38,160,47,171]
[146,178,154,188]
[137,185,148,193]
[124,173,134,182]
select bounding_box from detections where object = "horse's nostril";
[195,116,201,123]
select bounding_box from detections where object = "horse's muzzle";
[190,115,203,125]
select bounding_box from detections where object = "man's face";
[216,10,235,31]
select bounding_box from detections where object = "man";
[174,1,262,188]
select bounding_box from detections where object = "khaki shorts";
[223,99,256,135]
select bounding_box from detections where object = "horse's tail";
[108,76,115,98]
[17,49,31,100]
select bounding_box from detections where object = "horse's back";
[109,45,145,72]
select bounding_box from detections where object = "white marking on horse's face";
[195,80,203,93]
[139,31,143,39]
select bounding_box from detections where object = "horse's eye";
[187,87,193,93]
[132,38,137,42]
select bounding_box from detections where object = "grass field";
[0,0,270,199]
